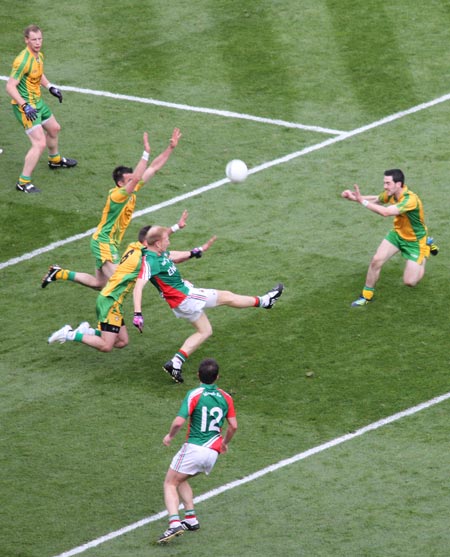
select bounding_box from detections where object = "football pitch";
[1,2,450,556]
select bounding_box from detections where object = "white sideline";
[51,391,450,557]
[0,76,344,135]
[1,91,450,273]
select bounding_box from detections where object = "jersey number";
[201,406,223,433]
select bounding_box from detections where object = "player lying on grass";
[41,127,182,291]
[132,225,284,383]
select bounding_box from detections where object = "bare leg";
[178,313,213,356]
[80,327,128,352]
[364,239,399,288]
[71,262,117,290]
[177,479,195,511]
[403,259,426,287]
[22,126,47,177]
[163,468,192,516]
[42,115,61,156]
[216,289,258,307]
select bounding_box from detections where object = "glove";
[49,86,63,103]
[189,247,203,259]
[22,103,38,121]
[133,312,144,333]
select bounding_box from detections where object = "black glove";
[22,103,38,121]
[49,86,63,103]
[190,247,203,259]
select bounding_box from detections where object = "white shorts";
[172,287,218,322]
[170,442,219,476]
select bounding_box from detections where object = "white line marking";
[0,76,344,135]
[51,390,450,557]
[2,91,450,273]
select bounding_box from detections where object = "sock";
[168,515,181,529]
[254,296,261,307]
[173,350,188,369]
[48,153,61,164]
[184,510,198,525]
[55,269,75,281]
[362,286,375,301]
[257,294,271,307]
[74,332,83,342]
[18,174,31,185]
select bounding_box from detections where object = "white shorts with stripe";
[172,287,218,322]
[170,442,219,476]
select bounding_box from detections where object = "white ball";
[226,159,248,183]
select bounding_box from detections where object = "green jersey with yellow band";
[100,241,147,303]
[378,186,427,242]
[10,47,44,106]
[92,181,145,248]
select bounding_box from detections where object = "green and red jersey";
[139,250,190,308]
[178,383,236,452]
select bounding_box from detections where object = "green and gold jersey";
[92,181,145,248]
[10,47,44,105]
[100,241,147,304]
[378,186,427,241]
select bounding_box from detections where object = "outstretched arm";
[170,235,217,263]
[341,184,379,203]
[141,127,182,184]
[169,209,188,235]
[125,132,151,194]
[346,184,400,217]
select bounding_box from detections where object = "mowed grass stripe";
[51,391,450,557]
[1,89,450,273]
[0,75,344,135]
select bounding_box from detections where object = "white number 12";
[201,406,223,432]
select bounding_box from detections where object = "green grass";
[1,1,450,556]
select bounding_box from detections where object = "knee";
[204,321,213,339]
[34,138,47,153]
[369,255,383,270]
[198,323,213,342]
[403,278,418,287]
[114,339,128,349]
[46,121,61,139]
[99,344,115,353]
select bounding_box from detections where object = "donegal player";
[41,128,182,291]
[6,24,77,193]
[342,168,439,306]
